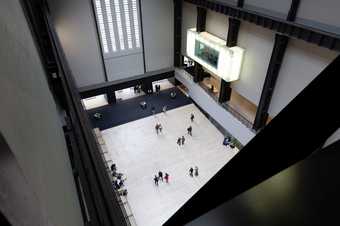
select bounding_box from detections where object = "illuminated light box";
[186,28,245,82]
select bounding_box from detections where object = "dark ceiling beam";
[184,0,340,51]
[193,6,207,83]
[253,34,289,130]
[79,69,174,99]
[218,17,241,103]
[164,54,340,226]
[174,0,183,67]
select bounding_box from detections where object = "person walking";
[154,175,159,186]
[190,113,195,122]
[187,126,192,136]
[162,105,167,113]
[158,171,163,182]
[155,124,159,134]
[159,124,163,133]
[164,173,169,183]
[194,166,199,176]
[189,167,194,177]
[181,136,185,145]
[177,137,181,146]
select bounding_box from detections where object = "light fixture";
[186,28,245,82]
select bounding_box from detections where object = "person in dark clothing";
[177,137,181,146]
[194,166,199,176]
[189,167,194,177]
[164,173,169,183]
[155,124,159,134]
[154,175,159,186]
[187,126,192,136]
[159,124,163,133]
[181,136,185,145]
[111,164,117,172]
[158,171,163,181]
[190,113,194,122]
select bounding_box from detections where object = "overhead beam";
[79,69,174,99]
[174,0,183,67]
[218,17,241,103]
[184,0,340,52]
[253,34,289,130]
[193,6,207,83]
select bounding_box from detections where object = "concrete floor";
[101,104,239,226]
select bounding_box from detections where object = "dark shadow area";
[187,140,340,226]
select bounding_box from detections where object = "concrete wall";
[175,69,255,145]
[0,1,84,226]
[297,0,340,33]
[182,2,197,56]
[47,0,106,88]
[141,0,174,72]
[269,39,338,117]
[204,9,274,106]
[233,21,273,105]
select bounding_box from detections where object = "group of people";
[111,164,127,195]
[177,136,185,146]
[154,171,170,186]
[176,113,194,146]
[189,166,199,177]
[152,112,200,186]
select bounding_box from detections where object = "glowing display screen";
[194,40,219,69]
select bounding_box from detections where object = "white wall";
[47,0,106,88]
[269,39,338,117]
[0,0,84,225]
[244,0,290,19]
[232,21,274,105]
[141,0,174,72]
[205,9,229,41]
[182,2,197,56]
[297,0,340,32]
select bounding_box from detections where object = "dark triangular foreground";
[164,55,340,226]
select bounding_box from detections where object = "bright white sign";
[186,28,244,82]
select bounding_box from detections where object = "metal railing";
[93,129,138,226]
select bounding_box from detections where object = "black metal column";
[193,7,207,83]
[253,34,289,130]
[174,0,183,67]
[106,91,116,104]
[219,17,241,103]
[253,0,300,130]
[141,80,153,94]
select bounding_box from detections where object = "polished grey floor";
[101,104,239,226]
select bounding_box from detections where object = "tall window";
[95,0,109,53]
[93,0,142,56]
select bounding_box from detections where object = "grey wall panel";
[232,22,274,105]
[105,54,144,81]
[47,0,106,88]
[0,1,84,225]
[182,2,197,56]
[205,10,229,41]
[297,0,340,33]
[269,39,337,117]
[244,0,290,19]
[141,0,174,72]
[175,69,255,145]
